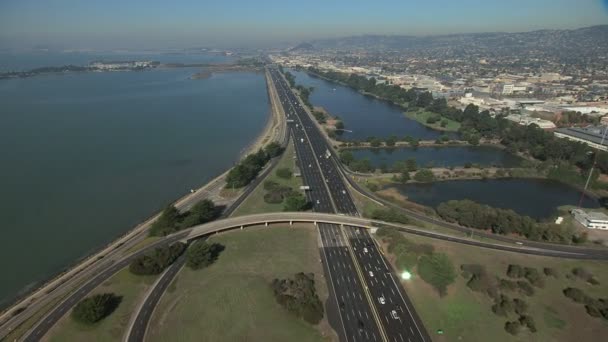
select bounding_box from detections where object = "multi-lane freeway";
[269,66,429,342]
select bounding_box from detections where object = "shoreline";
[0,67,284,333]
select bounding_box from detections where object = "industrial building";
[571,209,608,230]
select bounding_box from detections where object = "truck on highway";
[300,185,311,190]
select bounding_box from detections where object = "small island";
[0,60,160,80]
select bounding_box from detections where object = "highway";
[269,66,429,342]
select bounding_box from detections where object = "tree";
[339,150,355,165]
[271,273,324,324]
[414,169,435,182]
[405,158,418,172]
[385,135,397,147]
[417,253,456,296]
[335,120,345,131]
[276,167,292,179]
[186,240,224,269]
[179,199,219,229]
[72,293,122,325]
[283,193,310,211]
[370,137,383,148]
[149,206,181,236]
[504,321,521,335]
[398,171,410,183]
[265,142,284,158]
[129,243,186,275]
[415,92,433,108]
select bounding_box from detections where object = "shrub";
[519,315,537,333]
[543,267,558,278]
[513,298,528,315]
[499,278,518,291]
[524,267,544,288]
[413,169,435,182]
[129,243,186,275]
[276,167,292,179]
[263,191,284,204]
[507,264,524,278]
[370,208,409,224]
[72,293,122,325]
[504,321,520,335]
[517,280,535,296]
[186,241,225,270]
[271,273,324,324]
[417,253,456,296]
[283,193,310,211]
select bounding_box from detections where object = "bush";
[263,191,284,204]
[264,180,279,190]
[149,206,181,236]
[491,295,513,316]
[499,278,518,291]
[513,298,528,315]
[370,208,409,224]
[519,315,537,333]
[129,243,186,275]
[517,280,535,296]
[543,267,558,278]
[283,193,310,211]
[524,267,544,288]
[504,321,520,335]
[417,253,456,296]
[186,240,225,269]
[563,287,591,304]
[276,167,292,179]
[507,264,524,278]
[271,273,324,324]
[413,169,435,182]
[72,293,122,325]
[572,267,599,285]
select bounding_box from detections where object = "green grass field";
[232,140,303,216]
[376,231,608,342]
[46,268,158,342]
[404,110,461,132]
[146,225,331,342]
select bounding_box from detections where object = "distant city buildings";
[89,61,156,70]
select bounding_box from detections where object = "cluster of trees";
[226,142,284,188]
[370,208,410,224]
[295,85,314,110]
[506,265,545,288]
[376,227,455,295]
[339,150,374,173]
[186,240,224,270]
[284,71,296,87]
[271,272,324,324]
[262,180,310,211]
[307,67,418,106]
[129,243,186,275]
[275,167,292,179]
[557,111,600,126]
[71,293,122,325]
[149,199,220,236]
[563,287,608,321]
[312,110,326,124]
[460,262,539,335]
[436,199,586,243]
[413,169,435,182]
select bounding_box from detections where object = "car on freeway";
[391,310,399,320]
[369,271,374,277]
[378,296,386,304]
[363,247,368,253]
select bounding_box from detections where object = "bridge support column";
[241,225,244,230]
[265,222,268,227]
[289,220,293,226]
[314,221,317,226]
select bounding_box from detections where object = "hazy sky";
[1,0,607,50]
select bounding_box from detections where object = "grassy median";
[231,140,303,216]
[146,224,332,342]
[45,268,158,342]
[375,230,608,342]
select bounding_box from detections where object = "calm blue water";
[0,51,234,72]
[288,69,454,141]
[0,67,268,307]
[391,178,599,219]
[351,146,523,168]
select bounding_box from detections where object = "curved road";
[20,211,608,341]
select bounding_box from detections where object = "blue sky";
[1,0,607,49]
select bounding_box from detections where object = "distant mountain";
[290,42,314,52]
[308,25,608,59]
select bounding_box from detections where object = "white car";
[316,200,320,204]
[369,271,374,277]
[390,310,399,320]
[342,190,346,194]
[378,296,386,304]
[363,247,368,253]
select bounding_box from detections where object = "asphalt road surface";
[269,67,430,342]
